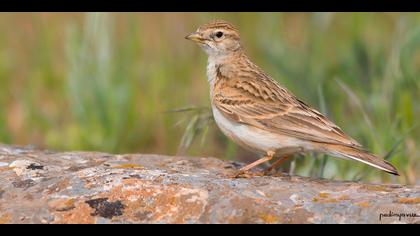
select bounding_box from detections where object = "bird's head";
[185,20,242,56]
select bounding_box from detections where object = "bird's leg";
[232,151,274,178]
[263,147,303,175]
[264,155,290,175]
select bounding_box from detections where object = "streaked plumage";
[186,20,399,176]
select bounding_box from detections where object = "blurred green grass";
[0,13,418,184]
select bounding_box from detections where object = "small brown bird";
[185,20,399,177]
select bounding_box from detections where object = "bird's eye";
[215,31,224,38]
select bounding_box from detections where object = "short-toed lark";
[185,20,399,177]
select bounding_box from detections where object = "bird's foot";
[264,169,287,177]
[263,168,275,176]
[230,170,265,178]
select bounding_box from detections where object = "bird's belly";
[212,106,307,155]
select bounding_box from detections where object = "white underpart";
[213,106,313,154]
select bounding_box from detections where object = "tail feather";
[320,144,399,176]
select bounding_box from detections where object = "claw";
[263,169,274,176]
[230,170,266,178]
[230,170,246,178]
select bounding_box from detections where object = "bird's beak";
[185,32,204,43]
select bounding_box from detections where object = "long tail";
[320,144,399,176]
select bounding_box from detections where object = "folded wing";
[213,74,362,148]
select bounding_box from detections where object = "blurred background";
[0,13,418,184]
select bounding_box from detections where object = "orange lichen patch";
[312,194,349,204]
[0,213,11,224]
[52,202,96,224]
[361,185,391,192]
[259,213,278,224]
[48,198,76,211]
[112,164,144,169]
[337,195,350,201]
[355,202,370,208]
[0,166,12,172]
[312,197,338,203]
[102,178,208,223]
[396,198,420,204]
[325,199,340,203]
[318,192,330,198]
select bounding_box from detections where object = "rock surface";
[0,144,419,224]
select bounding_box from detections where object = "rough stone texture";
[0,144,419,224]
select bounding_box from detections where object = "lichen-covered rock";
[0,144,419,224]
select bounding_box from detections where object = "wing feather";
[212,69,362,148]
